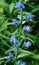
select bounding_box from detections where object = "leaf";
[9,2,15,14]
[0,33,9,40]
[17,53,30,59]
[31,5,39,13]
[1,38,10,47]
[5,46,14,54]
[0,1,9,13]
[30,54,39,60]
[17,49,39,60]
[25,33,37,44]
[17,49,32,58]
[32,7,39,13]
[0,19,9,32]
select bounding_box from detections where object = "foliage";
[0,0,39,65]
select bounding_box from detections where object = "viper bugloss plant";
[0,0,39,65]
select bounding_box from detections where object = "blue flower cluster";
[13,47,17,52]
[6,52,14,60]
[13,19,19,27]
[17,13,32,21]
[9,1,33,64]
[15,2,25,10]
[23,26,31,32]
[6,55,13,60]
[24,41,31,48]
[13,47,21,54]
[10,36,19,46]
[17,14,21,20]
[16,60,21,64]
[26,13,32,21]
[12,2,32,27]
[21,62,26,65]
[16,60,27,65]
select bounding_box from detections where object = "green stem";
[20,9,23,28]
[0,57,7,60]
[14,10,23,65]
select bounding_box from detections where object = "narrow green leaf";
[1,38,10,47]
[9,2,15,14]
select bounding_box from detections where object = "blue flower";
[14,39,20,46]
[10,36,19,46]
[15,2,25,10]
[16,60,27,65]
[8,52,12,56]
[23,26,27,32]
[16,60,22,65]
[10,36,15,43]
[13,47,21,53]
[13,47,17,52]
[21,62,27,65]
[24,41,31,48]
[17,14,21,20]
[23,26,31,32]
[16,60,21,64]
[6,55,13,60]
[17,14,24,20]
[26,13,32,21]
[12,19,19,27]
